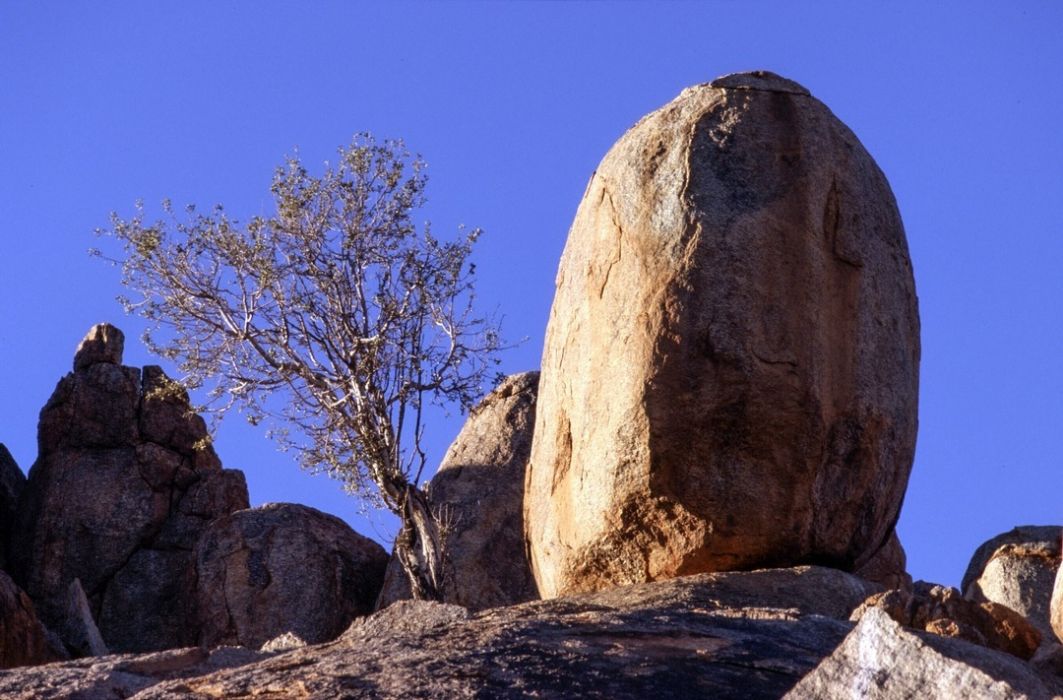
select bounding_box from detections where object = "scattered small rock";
[851,580,1042,660]
[962,525,1061,640]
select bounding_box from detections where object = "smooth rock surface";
[527,71,920,598]
[0,570,63,669]
[377,372,540,610]
[786,607,1061,699]
[852,581,1042,660]
[10,325,249,653]
[0,566,879,699]
[195,503,387,649]
[0,443,26,570]
[962,525,1061,640]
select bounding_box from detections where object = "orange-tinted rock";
[962,525,1061,639]
[527,71,920,598]
[851,581,1042,661]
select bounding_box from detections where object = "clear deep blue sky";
[2,3,1060,587]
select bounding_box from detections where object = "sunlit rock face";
[526,71,920,598]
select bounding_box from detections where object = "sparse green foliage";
[94,134,503,600]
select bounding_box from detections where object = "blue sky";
[1,2,1060,587]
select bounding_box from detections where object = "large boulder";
[526,71,920,598]
[10,324,249,653]
[195,503,388,649]
[377,372,540,610]
[0,570,64,669]
[962,525,1061,640]
[786,607,1062,699]
[0,566,881,699]
[0,443,26,571]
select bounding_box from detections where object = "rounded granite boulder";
[526,71,920,598]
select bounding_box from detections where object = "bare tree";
[94,134,503,601]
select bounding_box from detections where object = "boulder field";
[6,72,1063,699]
[3,324,386,658]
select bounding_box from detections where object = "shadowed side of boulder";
[195,503,388,649]
[377,372,540,611]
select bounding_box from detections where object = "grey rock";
[1050,549,1063,644]
[377,371,540,611]
[851,581,1042,661]
[258,632,306,653]
[963,525,1062,640]
[786,607,1061,699]
[58,578,108,658]
[0,566,877,698]
[195,503,387,649]
[0,645,265,699]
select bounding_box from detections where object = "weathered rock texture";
[10,324,249,653]
[526,71,920,598]
[195,503,387,649]
[854,529,913,591]
[786,607,1062,699]
[378,372,540,610]
[852,581,1042,661]
[1051,553,1063,645]
[0,443,26,571]
[0,569,64,669]
[0,566,880,699]
[962,525,1061,640]
[0,646,266,699]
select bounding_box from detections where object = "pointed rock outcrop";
[10,324,249,653]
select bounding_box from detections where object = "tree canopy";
[95,134,504,599]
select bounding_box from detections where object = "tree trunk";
[394,484,445,602]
